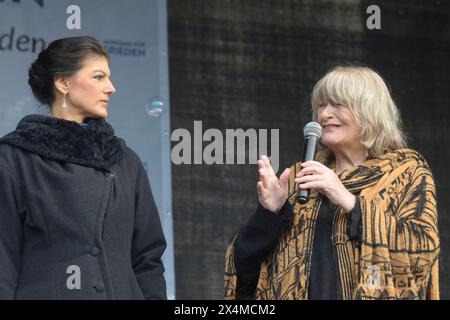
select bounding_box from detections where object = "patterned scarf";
[225,148,440,300]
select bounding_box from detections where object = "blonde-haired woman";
[225,65,440,300]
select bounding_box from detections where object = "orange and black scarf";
[225,148,440,300]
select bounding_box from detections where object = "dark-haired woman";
[0,36,167,300]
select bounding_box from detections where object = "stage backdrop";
[169,0,450,299]
[0,0,175,298]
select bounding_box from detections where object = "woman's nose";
[319,103,334,118]
[105,79,116,94]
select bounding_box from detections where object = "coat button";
[93,283,105,292]
[90,246,100,256]
[104,170,115,178]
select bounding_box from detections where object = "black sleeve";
[234,201,294,295]
[0,166,22,299]
[131,163,167,300]
[346,195,362,240]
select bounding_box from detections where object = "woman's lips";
[323,125,340,132]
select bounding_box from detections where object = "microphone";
[297,122,323,204]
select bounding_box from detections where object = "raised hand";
[256,155,291,213]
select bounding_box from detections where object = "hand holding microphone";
[297,122,323,203]
[295,122,356,212]
[256,121,355,213]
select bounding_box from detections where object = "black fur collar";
[0,114,126,171]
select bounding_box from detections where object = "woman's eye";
[94,75,104,80]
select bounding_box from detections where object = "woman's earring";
[62,92,68,108]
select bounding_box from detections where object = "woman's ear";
[54,76,70,95]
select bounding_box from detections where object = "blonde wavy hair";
[311,65,407,159]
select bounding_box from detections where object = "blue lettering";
[0,0,44,7]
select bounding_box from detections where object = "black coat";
[0,115,167,299]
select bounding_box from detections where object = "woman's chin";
[85,111,107,120]
[321,138,335,147]
[321,139,341,150]
[93,108,108,119]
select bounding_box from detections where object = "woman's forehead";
[80,55,110,71]
[317,90,341,105]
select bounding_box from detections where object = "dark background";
[168,0,450,299]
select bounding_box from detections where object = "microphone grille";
[303,121,322,138]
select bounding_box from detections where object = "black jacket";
[0,114,167,300]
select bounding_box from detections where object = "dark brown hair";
[28,36,109,106]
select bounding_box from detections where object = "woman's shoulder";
[0,143,25,176]
[120,146,147,171]
[377,148,431,171]
[0,142,23,162]
[122,145,140,161]
[363,148,435,188]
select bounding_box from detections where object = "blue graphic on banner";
[104,39,146,57]
[0,0,44,8]
[0,27,47,53]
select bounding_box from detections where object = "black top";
[233,196,361,300]
[309,197,337,300]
